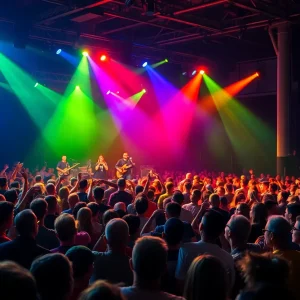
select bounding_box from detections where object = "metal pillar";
[277,23,291,176]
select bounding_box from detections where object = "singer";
[115,152,134,180]
[94,155,108,179]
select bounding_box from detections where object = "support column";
[277,23,291,176]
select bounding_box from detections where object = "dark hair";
[184,255,228,300]
[70,177,78,185]
[78,280,125,300]
[237,203,250,219]
[166,182,174,191]
[0,177,7,188]
[166,202,181,218]
[225,184,233,192]
[184,182,192,191]
[35,175,42,182]
[4,189,18,204]
[286,203,300,222]
[269,183,278,193]
[102,209,118,226]
[117,178,126,188]
[116,209,126,218]
[45,195,57,211]
[135,194,148,215]
[87,202,100,217]
[10,181,20,189]
[30,199,48,221]
[251,203,267,227]
[135,185,144,195]
[0,201,14,227]
[31,253,73,300]
[264,200,278,212]
[79,180,88,190]
[201,210,225,239]
[123,214,140,236]
[280,191,289,202]
[73,202,87,219]
[93,187,104,201]
[46,183,55,195]
[147,190,155,199]
[192,189,201,200]
[164,218,184,246]
[220,196,228,207]
[0,261,37,300]
[15,209,37,237]
[65,246,94,279]
[172,192,184,206]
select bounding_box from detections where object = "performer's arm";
[95,163,99,171]
[104,162,108,171]
[115,160,122,172]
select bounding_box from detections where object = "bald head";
[105,218,129,248]
[209,193,220,208]
[15,209,38,237]
[266,216,291,238]
[68,193,79,209]
[114,202,126,212]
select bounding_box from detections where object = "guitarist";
[56,155,70,177]
[115,152,134,180]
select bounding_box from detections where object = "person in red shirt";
[0,201,14,244]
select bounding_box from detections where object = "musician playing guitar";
[56,155,71,177]
[115,152,135,180]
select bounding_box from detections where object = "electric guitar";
[116,164,133,178]
[58,163,80,176]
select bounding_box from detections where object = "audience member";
[0,209,49,268]
[0,261,37,300]
[135,194,149,230]
[182,189,201,218]
[31,253,73,300]
[158,182,174,209]
[285,203,300,227]
[109,178,133,208]
[30,198,60,250]
[91,218,133,285]
[0,201,14,243]
[235,203,250,219]
[63,193,79,214]
[65,246,94,300]
[184,255,228,300]
[87,202,102,234]
[78,179,89,203]
[73,201,87,219]
[248,203,267,243]
[121,236,185,300]
[172,192,193,223]
[44,195,58,229]
[210,193,230,223]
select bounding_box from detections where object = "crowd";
[0,162,300,299]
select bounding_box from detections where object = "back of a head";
[31,253,73,300]
[166,202,181,218]
[79,179,88,190]
[45,195,57,211]
[287,203,300,221]
[228,215,251,242]
[0,201,14,227]
[46,183,55,195]
[10,181,20,189]
[0,261,37,300]
[280,191,289,201]
[54,213,76,242]
[201,209,225,240]
[147,190,155,200]
[252,203,267,224]
[226,184,233,193]
[103,209,119,226]
[132,236,168,281]
[184,255,228,300]
[78,280,125,300]
[184,182,192,191]
[73,202,87,219]
[172,192,184,206]
[114,202,126,212]
[238,252,290,289]
[77,207,93,233]
[117,178,126,188]
[238,203,250,219]
[0,177,8,189]
[220,196,228,207]
[15,209,37,237]
[270,183,278,193]
[166,182,174,191]
[164,218,184,246]
[267,216,291,242]
[192,189,201,201]
[35,175,42,183]
[209,193,220,207]
[105,218,129,248]
[4,189,18,204]
[68,193,80,208]
[30,198,48,221]
[65,246,94,279]
[123,214,140,236]
[87,202,100,217]
[93,187,104,201]
[135,194,148,215]
[135,185,144,195]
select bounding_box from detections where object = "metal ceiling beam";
[173,0,227,16]
[39,0,113,24]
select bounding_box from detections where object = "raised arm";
[143,172,151,194]
[0,164,9,177]
[99,179,118,189]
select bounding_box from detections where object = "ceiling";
[1,0,300,66]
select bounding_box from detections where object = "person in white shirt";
[175,209,235,289]
[182,189,201,218]
[121,236,185,300]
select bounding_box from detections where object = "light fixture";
[106,90,111,95]
[56,49,62,55]
[165,59,168,63]
[255,72,260,77]
[34,82,39,88]
[192,70,197,76]
[182,72,187,76]
[82,51,89,57]
[100,55,107,61]
[76,85,80,90]
[199,70,205,75]
[142,62,148,67]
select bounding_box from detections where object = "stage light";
[182,72,187,76]
[106,90,111,95]
[100,55,107,61]
[116,91,120,94]
[76,85,80,90]
[165,59,168,62]
[255,72,260,77]
[82,51,89,57]
[56,49,62,55]
[34,82,39,88]
[142,89,146,93]
[192,70,197,76]
[200,70,205,75]
[142,62,148,67]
